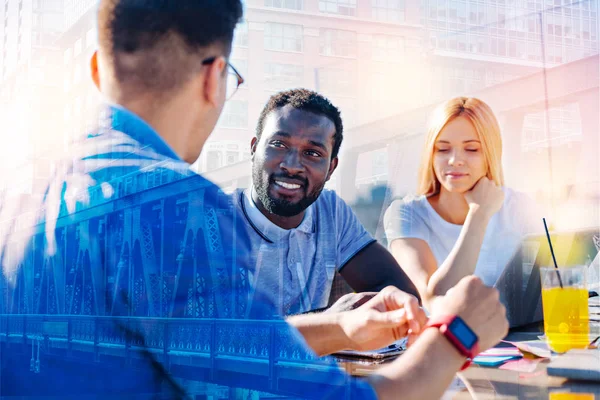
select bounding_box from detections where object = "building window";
[320,28,357,57]
[522,103,582,149]
[317,67,356,97]
[226,151,239,165]
[264,62,304,91]
[86,28,97,48]
[264,22,303,52]
[63,48,71,65]
[371,0,405,23]
[233,21,249,48]
[371,34,405,62]
[218,100,248,128]
[206,151,222,170]
[230,59,248,78]
[431,66,485,97]
[319,0,356,16]
[264,0,303,10]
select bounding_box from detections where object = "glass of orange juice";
[540,266,589,353]
[549,393,594,400]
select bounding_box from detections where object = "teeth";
[276,181,301,190]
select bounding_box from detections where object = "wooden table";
[337,302,600,400]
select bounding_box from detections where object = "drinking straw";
[543,217,563,289]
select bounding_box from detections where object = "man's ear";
[203,56,226,107]
[90,51,100,90]
[250,137,258,157]
[326,157,339,181]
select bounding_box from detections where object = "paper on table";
[477,347,522,357]
[502,340,552,359]
[499,357,545,373]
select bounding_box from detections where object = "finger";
[407,331,419,348]
[411,307,428,333]
[369,308,408,326]
[401,296,422,333]
[469,176,487,192]
[380,286,419,311]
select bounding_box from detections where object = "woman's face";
[432,116,488,194]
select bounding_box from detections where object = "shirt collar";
[241,188,315,243]
[103,104,182,161]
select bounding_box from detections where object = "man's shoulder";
[313,189,364,230]
[76,129,190,171]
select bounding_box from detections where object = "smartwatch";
[425,315,479,371]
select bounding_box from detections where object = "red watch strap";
[460,360,472,371]
[425,315,479,368]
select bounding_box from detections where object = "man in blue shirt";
[0,1,509,399]
[236,89,419,315]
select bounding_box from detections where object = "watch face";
[449,317,478,349]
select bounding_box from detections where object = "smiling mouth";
[274,180,302,190]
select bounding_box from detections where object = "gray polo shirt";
[234,188,375,315]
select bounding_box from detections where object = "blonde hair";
[417,97,504,196]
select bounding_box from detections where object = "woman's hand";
[464,177,504,219]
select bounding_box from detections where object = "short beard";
[252,168,323,217]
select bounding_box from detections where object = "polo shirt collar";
[241,188,315,243]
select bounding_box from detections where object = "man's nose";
[280,150,305,175]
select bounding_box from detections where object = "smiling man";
[235,89,418,315]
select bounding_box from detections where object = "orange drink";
[540,266,589,353]
[549,393,594,400]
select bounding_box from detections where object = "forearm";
[368,328,464,400]
[427,207,491,298]
[286,313,350,357]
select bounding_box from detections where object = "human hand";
[339,286,427,351]
[464,177,504,219]
[431,276,508,353]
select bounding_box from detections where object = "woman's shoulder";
[388,194,429,213]
[385,194,431,224]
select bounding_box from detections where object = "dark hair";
[98,0,243,93]
[256,89,344,159]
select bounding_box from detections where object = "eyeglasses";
[202,57,245,101]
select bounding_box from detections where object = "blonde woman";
[384,97,539,308]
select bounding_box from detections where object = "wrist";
[468,204,493,222]
[424,315,479,370]
[287,312,351,356]
[337,311,358,350]
[420,328,468,369]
